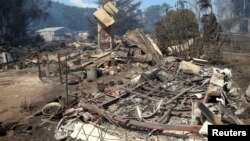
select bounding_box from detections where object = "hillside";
[31,1,96,32]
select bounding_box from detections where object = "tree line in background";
[0,0,222,58]
[1,0,249,57]
[89,0,224,58]
[155,0,222,58]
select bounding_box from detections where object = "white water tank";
[0,52,14,64]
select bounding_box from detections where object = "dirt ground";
[0,64,144,141]
[0,68,65,123]
[221,53,250,89]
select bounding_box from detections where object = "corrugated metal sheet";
[36,27,64,33]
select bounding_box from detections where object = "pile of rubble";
[49,57,244,140]
[1,29,247,141]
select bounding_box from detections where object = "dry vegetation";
[222,53,250,89]
[222,35,250,53]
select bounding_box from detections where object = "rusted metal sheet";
[79,102,201,133]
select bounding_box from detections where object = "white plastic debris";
[235,108,245,116]
[221,68,232,78]
[179,61,201,74]
[246,84,250,98]
[199,121,212,136]
[216,98,226,106]
[54,117,75,140]
[136,105,142,119]
[194,93,203,99]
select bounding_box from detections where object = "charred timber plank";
[159,62,175,73]
[123,88,158,102]
[101,83,145,108]
[218,103,244,125]
[147,85,162,96]
[58,54,63,84]
[165,86,195,105]
[197,102,223,125]
[141,85,153,91]
[148,109,172,136]
[37,53,42,80]
[177,97,188,111]
[101,93,130,108]
[158,109,172,124]
[79,102,201,132]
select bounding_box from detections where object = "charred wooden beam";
[123,88,158,102]
[65,56,69,104]
[101,83,145,108]
[37,53,42,81]
[177,97,188,111]
[148,108,172,136]
[218,103,244,125]
[58,54,63,84]
[165,86,195,105]
[197,102,223,125]
[158,109,172,124]
[147,85,162,96]
[101,92,130,109]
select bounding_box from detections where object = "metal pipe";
[57,54,62,84]
[65,56,69,104]
[37,52,42,80]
